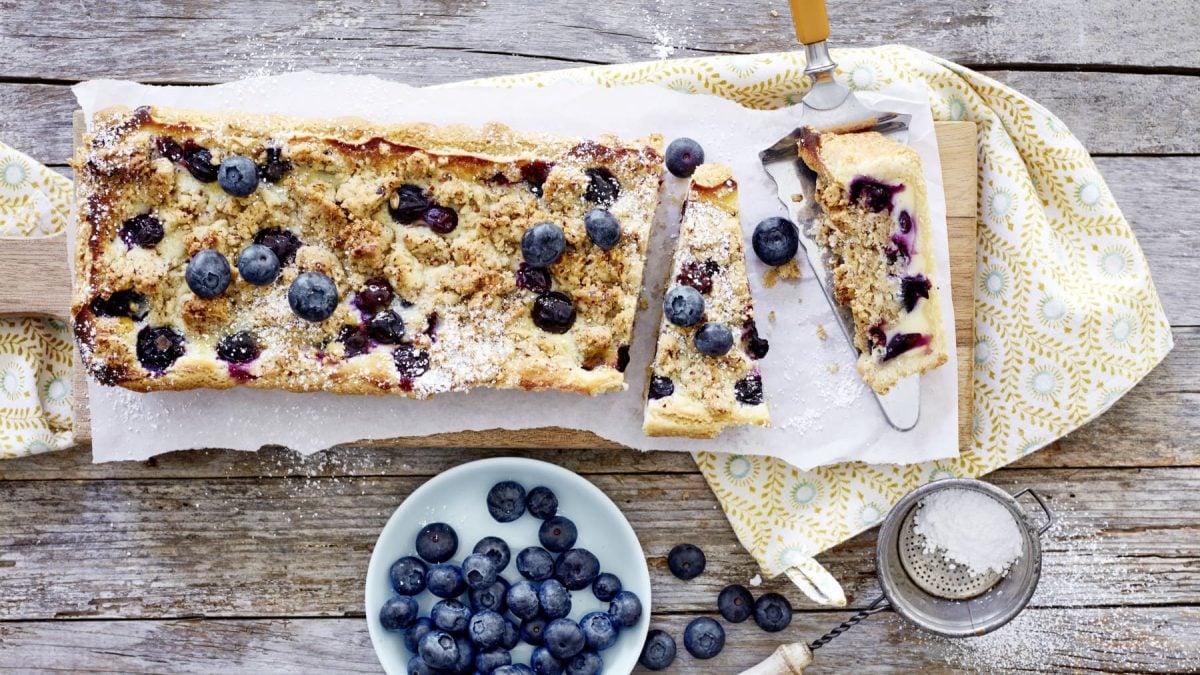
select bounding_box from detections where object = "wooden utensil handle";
[0,232,72,319]
[787,0,830,44]
[741,643,813,674]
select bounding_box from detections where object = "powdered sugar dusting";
[913,488,1024,576]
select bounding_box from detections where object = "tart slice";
[643,164,770,438]
[798,126,948,394]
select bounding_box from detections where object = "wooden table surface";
[1,2,1198,672]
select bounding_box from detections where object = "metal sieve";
[897,504,1005,600]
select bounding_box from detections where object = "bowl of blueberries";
[366,457,650,674]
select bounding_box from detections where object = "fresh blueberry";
[639,629,676,670]
[406,655,440,675]
[667,543,706,580]
[487,480,527,523]
[379,595,419,631]
[544,618,586,660]
[694,323,733,356]
[218,155,260,197]
[136,326,185,371]
[431,598,472,635]
[236,244,280,286]
[537,579,572,620]
[583,167,620,205]
[522,222,567,267]
[753,216,800,266]
[608,591,642,629]
[735,374,764,405]
[462,553,500,591]
[647,375,674,400]
[663,285,705,327]
[520,617,549,646]
[501,618,521,650]
[469,577,510,614]
[355,276,395,314]
[258,146,291,183]
[902,274,932,312]
[426,563,467,599]
[474,536,512,571]
[215,331,260,364]
[423,205,458,234]
[677,259,714,294]
[530,646,564,675]
[367,310,405,344]
[181,144,218,182]
[185,249,232,299]
[515,263,552,293]
[538,517,578,553]
[90,290,149,321]
[118,213,164,249]
[416,522,459,563]
[390,556,428,596]
[393,344,431,378]
[578,612,617,652]
[288,271,339,322]
[516,547,555,581]
[554,549,600,591]
[754,592,793,632]
[389,184,432,224]
[495,666,535,675]
[683,616,725,659]
[565,651,602,675]
[404,617,434,654]
[476,648,512,674]
[591,573,622,602]
[253,228,302,266]
[452,634,476,674]
[525,486,558,520]
[531,292,576,333]
[583,208,621,250]
[468,608,507,650]
[665,137,705,178]
[718,584,755,623]
[507,579,542,620]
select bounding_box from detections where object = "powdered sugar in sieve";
[899,506,1006,600]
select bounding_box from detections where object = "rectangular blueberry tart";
[72,105,664,397]
[798,126,948,394]
[643,164,770,438]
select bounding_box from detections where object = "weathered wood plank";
[0,469,1195,621]
[0,606,1196,674]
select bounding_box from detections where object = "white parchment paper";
[74,73,957,469]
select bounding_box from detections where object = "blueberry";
[507,579,542,620]
[647,375,674,400]
[718,584,755,623]
[849,177,901,213]
[583,208,621,250]
[468,608,507,649]
[495,666,535,675]
[667,543,706,580]
[521,161,553,197]
[237,244,280,286]
[216,331,259,364]
[544,618,586,660]
[608,591,642,629]
[583,167,620,205]
[390,556,428,596]
[522,222,567,267]
[487,480,526,523]
[470,577,510,614]
[516,547,556,581]
[665,137,705,178]
[663,285,705,327]
[744,321,770,359]
[423,205,458,234]
[883,332,931,361]
[90,290,149,321]
[355,276,395,314]
[426,563,467,599]
[902,274,931,312]
[462,553,500,591]
[677,259,714,294]
[217,155,259,197]
[531,292,576,334]
[379,595,419,631]
[515,263,552,293]
[565,651,602,675]
[288,271,339,322]
[474,536,512,572]
[393,344,431,378]
[258,146,291,183]
[694,323,733,356]
[591,573,622,602]
[431,598,472,635]
[338,324,370,358]
[735,374,764,405]
[253,228,302,266]
[136,326,185,371]
[118,213,164,249]
[389,184,432,224]
[537,579,572,620]
[404,617,434,653]
[753,216,800,266]
[754,592,793,632]
[185,249,232,299]
[406,655,440,675]
[538,516,578,553]
[416,522,459,563]
[520,617,548,646]
[181,144,218,182]
[501,618,521,650]
[368,310,405,344]
[578,612,617,652]
[452,634,476,674]
[554,549,600,591]
[530,646,564,675]
[476,648,512,674]
[683,616,725,659]
[525,486,558,520]
[639,629,676,670]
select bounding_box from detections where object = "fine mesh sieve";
[897,506,1004,600]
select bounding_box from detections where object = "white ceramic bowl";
[366,457,651,674]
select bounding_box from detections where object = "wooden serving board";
[0,120,976,452]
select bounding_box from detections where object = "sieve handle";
[808,595,890,651]
[1014,488,1056,535]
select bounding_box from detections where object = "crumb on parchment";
[763,258,802,288]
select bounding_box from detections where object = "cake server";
[760,0,919,431]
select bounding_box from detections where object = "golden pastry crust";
[72,105,663,397]
[798,127,948,394]
[643,163,770,438]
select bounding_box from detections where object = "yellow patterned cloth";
[0,142,74,457]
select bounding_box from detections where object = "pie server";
[759,0,919,431]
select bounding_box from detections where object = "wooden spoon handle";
[742,643,814,675]
[0,232,72,319]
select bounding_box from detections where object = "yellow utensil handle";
[788,0,830,44]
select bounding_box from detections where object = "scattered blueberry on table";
[638,629,676,670]
[717,584,755,623]
[667,543,707,580]
[683,616,726,659]
[754,592,794,633]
